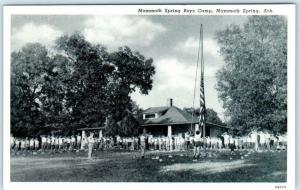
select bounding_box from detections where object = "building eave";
[77,127,105,131]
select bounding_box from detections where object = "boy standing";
[193,130,202,158]
[88,133,95,159]
[140,132,146,158]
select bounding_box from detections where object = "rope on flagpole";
[190,24,202,134]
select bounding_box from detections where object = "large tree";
[11,43,68,136]
[215,16,287,134]
[11,32,155,136]
[55,33,155,129]
[55,33,113,131]
[11,43,49,137]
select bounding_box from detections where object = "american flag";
[199,24,206,137]
[199,73,206,136]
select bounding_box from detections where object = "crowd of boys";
[10,130,287,156]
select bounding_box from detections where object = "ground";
[10,149,287,182]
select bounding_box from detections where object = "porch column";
[195,124,199,132]
[168,125,172,138]
[99,129,103,139]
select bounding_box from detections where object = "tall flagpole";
[190,24,202,133]
[199,24,206,138]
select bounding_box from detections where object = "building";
[141,99,230,137]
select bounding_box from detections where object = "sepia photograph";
[3,4,295,190]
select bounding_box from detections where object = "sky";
[11,15,248,121]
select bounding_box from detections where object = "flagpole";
[190,24,202,134]
[199,24,206,138]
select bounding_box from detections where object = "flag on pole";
[199,24,206,137]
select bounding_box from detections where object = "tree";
[205,108,224,126]
[55,33,155,131]
[11,43,66,137]
[106,47,155,122]
[11,32,156,137]
[38,54,71,134]
[103,101,143,137]
[55,33,113,130]
[11,44,46,137]
[183,107,224,126]
[215,16,287,134]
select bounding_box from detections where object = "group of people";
[10,130,287,159]
[191,130,287,158]
[10,134,112,153]
[10,134,144,154]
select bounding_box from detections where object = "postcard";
[3,4,295,190]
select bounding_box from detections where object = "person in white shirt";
[174,136,178,150]
[206,136,211,150]
[166,136,170,151]
[185,132,190,150]
[76,134,81,150]
[229,136,234,150]
[98,137,104,151]
[234,137,239,150]
[264,132,271,150]
[179,136,185,151]
[258,131,266,150]
[218,138,222,149]
[58,136,63,150]
[154,136,157,150]
[54,137,59,151]
[25,137,30,151]
[193,130,202,158]
[46,136,51,150]
[270,134,276,150]
[71,135,76,151]
[158,137,162,151]
[223,133,230,150]
[66,137,71,151]
[169,137,174,151]
[250,131,258,151]
[15,138,20,151]
[51,136,55,150]
[84,137,88,150]
[140,132,146,158]
[29,138,35,151]
[87,133,95,159]
[34,138,40,150]
[238,137,243,150]
[212,137,216,150]
[20,139,25,152]
[116,136,121,148]
[246,136,251,149]
[41,136,46,151]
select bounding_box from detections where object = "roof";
[142,106,229,129]
[143,106,169,114]
[142,106,199,126]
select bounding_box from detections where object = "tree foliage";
[11,43,50,136]
[215,16,287,134]
[184,107,224,126]
[11,33,155,137]
[104,101,144,137]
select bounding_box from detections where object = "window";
[144,113,156,119]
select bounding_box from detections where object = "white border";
[3,4,296,190]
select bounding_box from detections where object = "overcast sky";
[11,15,248,121]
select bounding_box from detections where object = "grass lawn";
[10,149,287,182]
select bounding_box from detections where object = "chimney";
[167,98,173,107]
